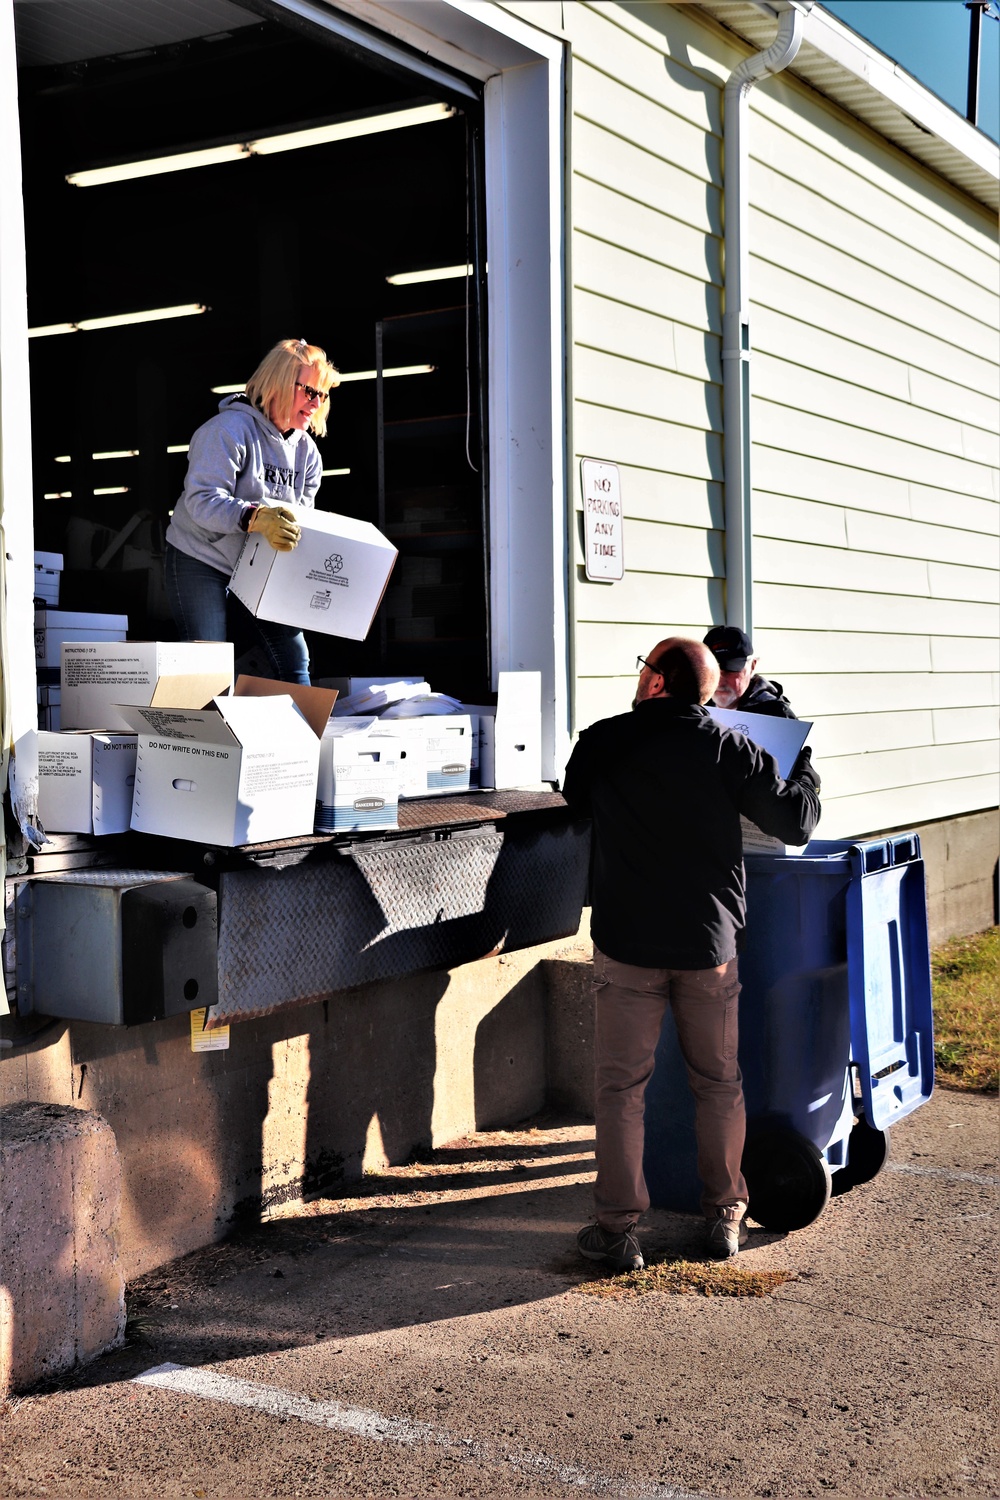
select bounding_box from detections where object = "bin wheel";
[742,1129,832,1232]
[831,1117,890,1196]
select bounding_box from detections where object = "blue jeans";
[164,543,311,686]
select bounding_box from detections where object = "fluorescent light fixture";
[337,364,436,383]
[77,303,206,332]
[56,445,189,461]
[250,103,454,156]
[386,263,473,286]
[210,383,246,395]
[321,467,351,477]
[93,486,130,496]
[43,491,73,499]
[30,323,78,339]
[68,142,249,187]
[67,103,455,188]
[29,303,207,337]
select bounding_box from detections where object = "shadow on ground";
[33,1114,788,1396]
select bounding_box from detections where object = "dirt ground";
[1,1086,996,1499]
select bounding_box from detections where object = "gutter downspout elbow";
[722,2,810,638]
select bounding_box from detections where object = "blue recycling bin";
[642,834,935,1231]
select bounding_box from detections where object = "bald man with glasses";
[562,638,821,1270]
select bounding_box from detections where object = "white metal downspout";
[722,1,810,636]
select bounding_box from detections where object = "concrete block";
[472,966,547,1130]
[543,950,596,1117]
[869,809,998,947]
[0,1102,124,1395]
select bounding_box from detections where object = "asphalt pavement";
[1,1086,996,1498]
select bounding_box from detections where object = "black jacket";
[561,697,821,970]
[732,674,796,719]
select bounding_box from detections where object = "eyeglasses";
[295,382,329,404]
[635,655,661,675]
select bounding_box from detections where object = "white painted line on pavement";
[888,1162,998,1186]
[135,1363,705,1499]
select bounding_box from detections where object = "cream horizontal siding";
[750,157,998,331]
[574,57,721,185]
[753,401,995,496]
[575,399,722,482]
[565,2,998,835]
[568,4,727,737]
[814,741,997,798]
[818,777,999,839]
[757,448,998,531]
[749,210,997,363]
[755,581,998,638]
[753,261,999,402]
[768,636,998,678]
[753,71,998,257]
[753,307,998,437]
[573,119,720,237]
[775,671,998,713]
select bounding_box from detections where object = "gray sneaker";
[705,1212,748,1260]
[577,1221,644,1273]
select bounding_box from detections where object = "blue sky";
[821,0,1000,143]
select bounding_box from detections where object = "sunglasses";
[295,382,329,404]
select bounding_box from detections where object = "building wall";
[561,1,999,841]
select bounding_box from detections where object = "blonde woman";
[165,337,338,684]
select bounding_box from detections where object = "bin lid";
[846,835,935,1131]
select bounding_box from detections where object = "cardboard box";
[37,685,61,731]
[229,505,398,641]
[36,731,137,835]
[119,676,336,847]
[464,671,542,789]
[34,552,63,606]
[317,718,401,832]
[60,640,234,732]
[35,610,128,671]
[373,715,475,797]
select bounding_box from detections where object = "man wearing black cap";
[703,626,796,719]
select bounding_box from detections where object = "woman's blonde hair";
[244,338,339,437]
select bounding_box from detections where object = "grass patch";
[931,927,999,1093]
[574,1258,795,1300]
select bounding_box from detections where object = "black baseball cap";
[703,625,753,670]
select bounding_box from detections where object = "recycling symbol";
[325,553,344,574]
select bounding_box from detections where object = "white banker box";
[36,610,128,671]
[317,719,400,832]
[36,731,137,835]
[229,506,398,641]
[373,716,474,797]
[61,640,234,731]
[34,551,63,606]
[119,675,335,847]
[464,671,542,789]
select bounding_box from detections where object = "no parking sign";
[580,459,624,582]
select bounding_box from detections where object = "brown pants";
[592,948,748,1229]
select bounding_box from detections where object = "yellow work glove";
[248,504,301,552]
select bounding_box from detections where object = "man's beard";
[713,684,739,707]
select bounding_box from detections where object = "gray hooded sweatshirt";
[165,395,323,575]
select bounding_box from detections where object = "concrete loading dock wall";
[0,926,593,1283]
